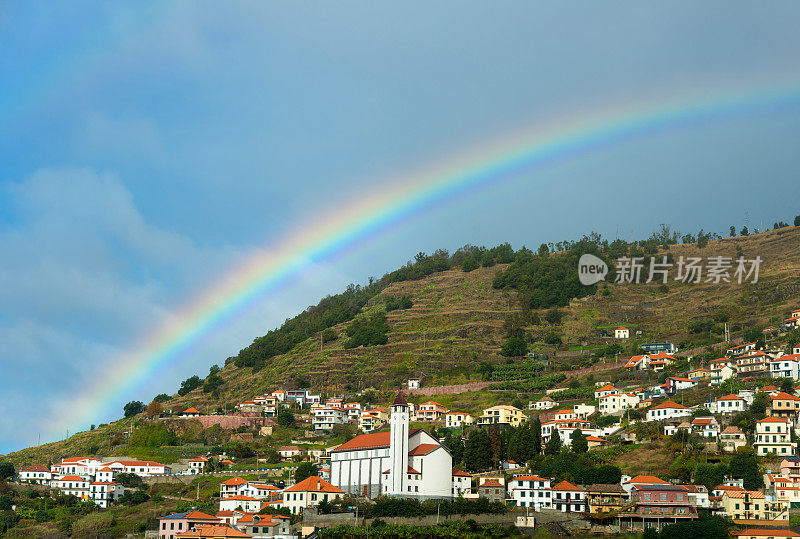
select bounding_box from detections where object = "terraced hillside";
[5,226,800,463]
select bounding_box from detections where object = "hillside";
[5,225,800,464]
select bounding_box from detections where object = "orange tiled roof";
[57,475,85,482]
[284,476,344,494]
[552,480,584,492]
[221,477,247,486]
[481,479,504,488]
[176,524,250,538]
[649,400,688,410]
[408,443,440,456]
[452,468,471,477]
[624,475,668,485]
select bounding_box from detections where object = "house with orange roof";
[755,417,796,456]
[719,489,789,524]
[624,354,649,370]
[712,394,746,415]
[594,384,618,399]
[343,402,362,420]
[181,407,201,418]
[19,465,52,484]
[551,480,586,512]
[281,476,344,515]
[727,342,757,356]
[477,477,506,503]
[764,473,800,507]
[105,459,171,476]
[219,476,248,498]
[586,435,607,450]
[415,401,449,422]
[621,474,669,495]
[159,510,221,539]
[691,416,719,438]
[720,426,747,453]
[645,401,690,422]
[620,484,699,530]
[175,524,251,538]
[51,475,89,499]
[188,456,209,473]
[780,456,800,481]
[771,353,800,380]
[614,326,630,339]
[452,468,471,497]
[508,474,551,509]
[358,407,388,432]
[768,391,800,421]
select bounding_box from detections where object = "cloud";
[0,167,244,451]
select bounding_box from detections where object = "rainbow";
[56,81,800,437]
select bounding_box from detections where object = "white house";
[665,377,698,394]
[720,426,747,453]
[330,393,453,499]
[572,403,597,419]
[710,365,737,386]
[312,407,348,432]
[445,412,475,429]
[532,396,557,411]
[598,393,639,415]
[712,394,747,415]
[691,417,720,438]
[281,476,344,515]
[407,379,420,390]
[551,480,586,512]
[343,402,362,420]
[508,475,552,509]
[105,460,171,477]
[52,475,90,499]
[19,465,52,484]
[594,384,619,400]
[180,407,201,418]
[452,469,471,497]
[218,495,263,513]
[645,401,691,422]
[89,481,124,508]
[772,354,800,380]
[754,417,797,457]
[614,327,630,339]
[188,456,207,473]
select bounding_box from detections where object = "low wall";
[161,415,276,430]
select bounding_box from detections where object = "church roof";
[330,429,422,453]
[392,392,408,406]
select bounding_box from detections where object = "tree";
[740,226,749,236]
[0,462,14,480]
[463,429,492,471]
[544,432,562,455]
[153,393,170,403]
[203,372,224,393]
[531,417,542,456]
[780,378,795,394]
[178,375,203,396]
[115,473,144,489]
[544,308,563,325]
[277,410,295,427]
[123,401,145,418]
[729,226,736,237]
[119,490,150,506]
[501,336,528,357]
[571,429,587,453]
[729,449,763,490]
[538,243,549,256]
[144,400,163,419]
[294,462,319,483]
[795,215,800,227]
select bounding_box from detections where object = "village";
[3,309,800,538]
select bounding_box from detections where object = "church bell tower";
[388,392,409,496]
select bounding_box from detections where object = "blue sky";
[1,2,800,453]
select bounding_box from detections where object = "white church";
[329,393,465,499]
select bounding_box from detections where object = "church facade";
[329,394,456,500]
